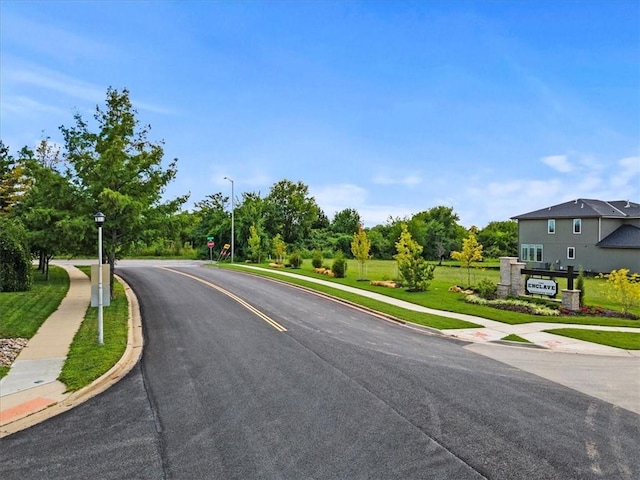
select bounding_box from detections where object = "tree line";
[0,87,517,292]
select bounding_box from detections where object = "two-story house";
[512,199,640,274]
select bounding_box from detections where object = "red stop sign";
[207,241,214,248]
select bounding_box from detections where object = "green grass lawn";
[501,334,532,343]
[0,266,70,338]
[0,265,70,378]
[544,328,640,350]
[58,267,129,391]
[226,259,640,328]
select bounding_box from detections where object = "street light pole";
[94,211,106,345]
[223,176,234,263]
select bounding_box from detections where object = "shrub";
[311,249,323,269]
[600,269,640,314]
[0,217,31,292]
[477,278,497,299]
[394,224,435,292]
[576,270,586,306]
[332,252,347,278]
[465,295,560,316]
[288,251,303,269]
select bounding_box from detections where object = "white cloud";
[541,154,573,173]
[2,14,113,63]
[358,204,416,227]
[312,183,368,216]
[370,171,422,186]
[6,67,105,103]
[0,95,67,117]
[610,156,640,189]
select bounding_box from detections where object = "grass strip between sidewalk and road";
[501,334,532,344]
[543,329,640,350]
[58,267,129,392]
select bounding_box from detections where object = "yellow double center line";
[161,268,287,332]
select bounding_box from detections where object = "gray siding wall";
[518,218,640,274]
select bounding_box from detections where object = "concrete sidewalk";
[0,264,143,438]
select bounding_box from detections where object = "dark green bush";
[477,278,497,299]
[311,249,323,269]
[289,251,303,269]
[332,252,347,278]
[576,270,585,306]
[0,217,31,292]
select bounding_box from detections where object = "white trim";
[573,218,582,234]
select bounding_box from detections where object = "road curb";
[0,276,143,438]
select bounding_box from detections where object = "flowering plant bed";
[559,306,638,320]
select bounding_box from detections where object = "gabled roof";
[512,199,640,220]
[596,224,640,249]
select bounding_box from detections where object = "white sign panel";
[526,278,557,296]
[91,264,111,307]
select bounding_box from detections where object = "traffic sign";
[207,241,215,248]
[207,236,214,241]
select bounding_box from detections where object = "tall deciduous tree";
[17,140,85,279]
[234,191,266,260]
[332,208,361,235]
[193,192,229,255]
[60,87,187,291]
[477,220,518,258]
[411,206,465,260]
[264,179,319,244]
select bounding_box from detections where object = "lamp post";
[94,211,105,345]
[223,177,234,263]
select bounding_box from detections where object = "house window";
[573,218,581,234]
[521,244,543,262]
[567,247,575,260]
[548,219,555,234]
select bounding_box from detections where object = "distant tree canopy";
[1,89,519,272]
[332,208,361,235]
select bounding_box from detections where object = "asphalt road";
[1,265,639,479]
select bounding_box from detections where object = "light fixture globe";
[94,211,106,227]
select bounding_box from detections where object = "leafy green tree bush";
[576,270,586,306]
[394,223,435,292]
[247,224,262,263]
[311,249,323,268]
[451,232,483,287]
[332,252,347,278]
[271,234,286,264]
[600,269,640,314]
[351,225,371,280]
[289,251,303,269]
[60,87,187,295]
[477,278,497,299]
[0,217,31,292]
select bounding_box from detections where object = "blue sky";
[2,0,638,228]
